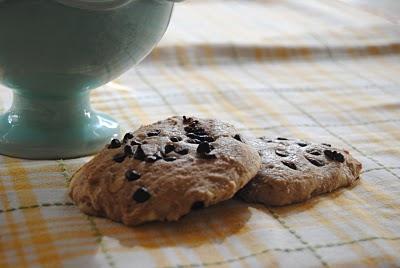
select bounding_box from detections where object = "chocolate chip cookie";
[69,116,261,226]
[238,137,362,206]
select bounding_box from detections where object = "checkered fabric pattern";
[1,0,399,267]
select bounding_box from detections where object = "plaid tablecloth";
[1,0,400,267]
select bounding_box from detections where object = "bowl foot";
[0,92,120,159]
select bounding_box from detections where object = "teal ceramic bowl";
[0,0,182,159]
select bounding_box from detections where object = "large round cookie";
[238,137,362,206]
[69,116,261,226]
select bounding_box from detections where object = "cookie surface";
[238,137,362,206]
[69,116,261,226]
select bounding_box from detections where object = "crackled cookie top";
[69,116,261,225]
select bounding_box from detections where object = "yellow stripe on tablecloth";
[204,41,309,265]
[101,81,151,127]
[261,39,397,262]
[175,45,251,126]
[332,189,397,265]
[96,223,180,267]
[309,60,400,257]
[350,180,400,220]
[198,45,287,266]
[0,170,28,268]
[303,198,382,267]
[244,45,376,265]
[100,221,231,267]
[204,46,288,135]
[1,219,98,254]
[4,158,62,267]
[151,47,212,117]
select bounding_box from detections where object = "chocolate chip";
[187,139,202,144]
[196,135,215,142]
[164,144,175,154]
[186,133,198,139]
[282,160,297,170]
[125,169,141,181]
[201,153,217,160]
[277,137,288,141]
[184,126,193,133]
[145,155,158,163]
[234,134,242,142]
[197,142,211,154]
[322,143,332,147]
[335,153,345,163]
[183,116,192,124]
[202,136,215,142]
[170,136,182,142]
[134,145,146,161]
[154,152,163,160]
[176,148,189,155]
[124,145,133,155]
[275,149,289,157]
[324,150,345,163]
[147,130,161,137]
[305,156,325,167]
[108,139,121,149]
[307,149,322,156]
[187,133,214,142]
[130,140,142,146]
[113,153,126,163]
[133,187,151,203]
[123,133,134,142]
[324,149,334,159]
[297,142,308,147]
[164,156,177,162]
[193,128,207,136]
[191,201,205,210]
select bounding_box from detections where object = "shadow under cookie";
[246,179,362,217]
[95,199,251,249]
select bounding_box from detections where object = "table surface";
[339,0,400,23]
[1,0,399,267]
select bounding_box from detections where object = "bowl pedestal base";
[0,91,120,159]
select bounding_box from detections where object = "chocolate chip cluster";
[264,138,346,171]
[106,116,225,205]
